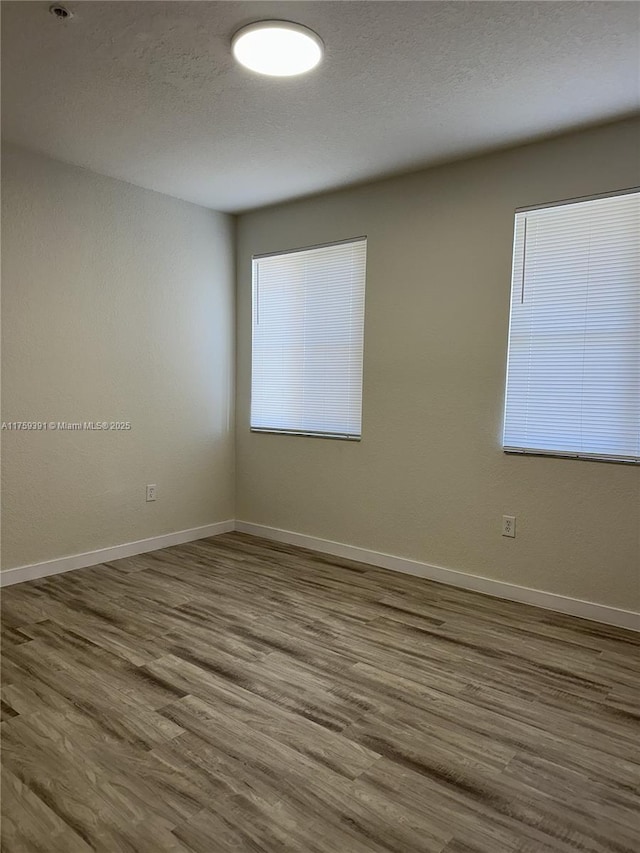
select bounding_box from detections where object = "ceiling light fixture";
[232,21,323,77]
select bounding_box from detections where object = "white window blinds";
[251,238,366,439]
[503,190,640,463]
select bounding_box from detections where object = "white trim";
[0,520,235,587]
[3,518,637,632]
[235,521,640,632]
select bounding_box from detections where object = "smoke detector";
[49,5,73,21]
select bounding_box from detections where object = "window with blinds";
[503,190,640,463]
[251,237,367,439]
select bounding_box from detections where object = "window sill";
[250,428,361,441]
[503,448,638,465]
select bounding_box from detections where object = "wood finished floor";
[1,533,639,853]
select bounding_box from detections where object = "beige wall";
[236,118,640,611]
[3,123,638,607]
[1,144,235,569]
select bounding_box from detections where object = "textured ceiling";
[2,1,638,212]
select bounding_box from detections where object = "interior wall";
[1,144,235,570]
[236,118,640,612]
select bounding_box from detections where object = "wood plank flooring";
[1,532,639,852]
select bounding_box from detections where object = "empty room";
[1,1,639,851]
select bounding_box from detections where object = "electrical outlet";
[502,515,516,538]
[146,484,157,502]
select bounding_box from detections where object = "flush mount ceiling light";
[232,21,323,77]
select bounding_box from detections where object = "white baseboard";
[3,517,637,632]
[235,520,640,632]
[0,520,235,587]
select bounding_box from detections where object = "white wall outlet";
[502,515,516,538]
[146,484,157,502]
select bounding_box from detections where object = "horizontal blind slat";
[504,191,640,460]
[251,238,366,437]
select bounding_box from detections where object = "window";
[503,190,639,463]
[251,237,366,439]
